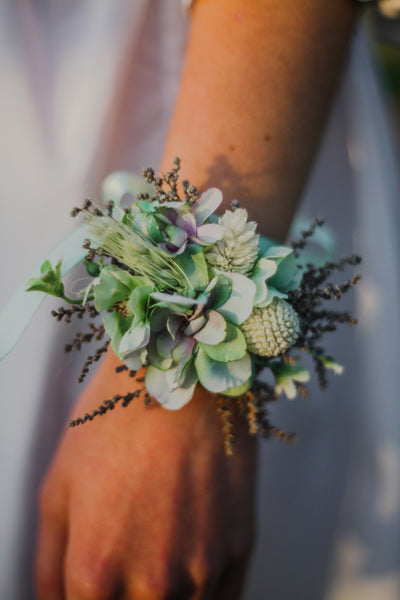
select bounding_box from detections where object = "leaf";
[26,260,65,298]
[184,315,207,336]
[194,348,252,393]
[263,247,302,292]
[128,284,153,326]
[216,272,255,325]
[222,378,252,397]
[156,329,178,358]
[206,274,232,309]
[272,363,310,400]
[103,312,132,356]
[196,223,224,244]
[40,260,52,274]
[145,364,198,410]
[172,336,195,365]
[119,322,150,355]
[149,307,171,332]
[193,310,227,346]
[166,314,183,340]
[192,188,223,226]
[94,266,138,311]
[123,347,147,371]
[174,244,210,291]
[150,291,199,307]
[252,257,277,306]
[147,338,174,370]
[199,321,246,362]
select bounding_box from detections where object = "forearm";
[161,0,357,241]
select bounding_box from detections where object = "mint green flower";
[272,363,310,400]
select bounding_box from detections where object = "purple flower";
[159,188,224,255]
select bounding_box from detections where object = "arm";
[35,2,357,599]
[163,0,356,240]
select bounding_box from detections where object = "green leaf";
[156,329,178,358]
[26,260,65,298]
[252,257,277,306]
[103,311,132,356]
[198,321,246,362]
[217,272,255,325]
[272,363,310,400]
[222,378,252,397]
[263,247,302,292]
[206,274,232,309]
[147,338,174,370]
[40,259,52,274]
[175,244,209,291]
[84,259,101,277]
[119,322,150,355]
[94,266,139,311]
[145,363,198,410]
[193,310,226,345]
[128,284,153,326]
[194,348,252,393]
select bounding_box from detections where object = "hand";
[35,351,257,599]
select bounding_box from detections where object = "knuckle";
[66,561,116,600]
[133,570,174,599]
[67,574,106,600]
[190,553,215,585]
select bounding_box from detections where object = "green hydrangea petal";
[94,266,139,311]
[199,321,246,362]
[195,348,251,393]
[145,363,198,410]
[147,338,174,370]
[222,379,252,397]
[217,272,255,325]
[103,311,132,356]
[156,329,178,358]
[174,244,210,291]
[128,284,153,325]
[252,257,277,306]
[119,322,150,355]
[193,310,227,345]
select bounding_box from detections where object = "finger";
[124,565,197,600]
[64,527,123,600]
[34,514,67,600]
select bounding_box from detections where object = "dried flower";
[241,298,300,357]
[206,208,259,276]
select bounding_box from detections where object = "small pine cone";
[241,298,300,357]
[206,208,259,275]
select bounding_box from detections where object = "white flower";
[206,208,259,276]
[240,298,300,357]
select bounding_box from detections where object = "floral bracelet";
[0,158,361,455]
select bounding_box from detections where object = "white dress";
[0,2,399,598]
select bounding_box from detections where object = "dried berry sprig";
[291,217,325,256]
[65,323,105,353]
[69,387,144,427]
[142,157,199,204]
[51,303,98,323]
[77,339,110,383]
[216,396,235,456]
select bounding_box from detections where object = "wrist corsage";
[0,158,361,455]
